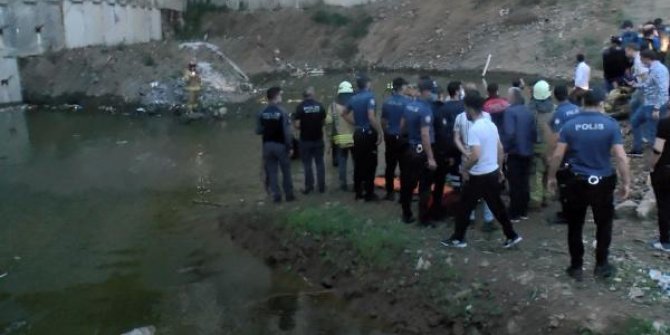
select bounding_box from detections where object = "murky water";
[0,107,391,335]
[0,71,523,335]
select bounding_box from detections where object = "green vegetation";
[284,204,413,267]
[142,54,156,67]
[177,2,229,40]
[619,318,657,335]
[348,15,373,38]
[311,9,351,27]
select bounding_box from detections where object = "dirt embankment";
[19,0,659,103]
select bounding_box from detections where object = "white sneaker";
[503,236,523,249]
[652,241,670,252]
[441,238,467,248]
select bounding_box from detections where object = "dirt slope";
[19,0,663,101]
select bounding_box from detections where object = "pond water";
[0,71,522,334]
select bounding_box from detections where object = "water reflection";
[0,108,29,165]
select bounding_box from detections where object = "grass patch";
[312,9,351,26]
[176,2,229,40]
[618,317,658,335]
[284,204,412,267]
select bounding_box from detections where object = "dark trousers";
[263,142,294,201]
[430,151,458,217]
[506,154,532,218]
[651,166,670,244]
[384,134,404,195]
[556,165,572,216]
[299,140,325,192]
[353,129,378,198]
[451,170,518,241]
[564,174,616,268]
[400,148,433,222]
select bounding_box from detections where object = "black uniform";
[558,110,624,276]
[430,100,461,219]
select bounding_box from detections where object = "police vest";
[261,107,286,144]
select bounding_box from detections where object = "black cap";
[583,87,607,106]
[418,79,434,92]
[356,74,370,89]
[621,20,634,29]
[392,77,408,90]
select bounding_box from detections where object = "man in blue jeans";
[629,50,670,156]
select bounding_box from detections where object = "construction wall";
[0,0,66,56]
[0,57,22,104]
[63,0,162,49]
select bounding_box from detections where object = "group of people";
[256,30,670,283]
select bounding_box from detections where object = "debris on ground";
[121,326,156,335]
[649,269,670,296]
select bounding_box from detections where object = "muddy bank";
[220,207,503,335]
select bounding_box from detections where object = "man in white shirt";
[453,106,495,230]
[442,91,523,249]
[574,54,591,90]
[572,54,591,105]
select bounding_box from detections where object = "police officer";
[547,85,581,225]
[256,87,295,203]
[399,80,437,224]
[343,75,383,202]
[293,86,327,194]
[433,81,466,219]
[381,77,410,201]
[547,88,631,281]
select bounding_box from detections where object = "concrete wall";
[0,0,66,57]
[0,57,22,104]
[186,0,375,10]
[63,0,162,49]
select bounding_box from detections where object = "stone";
[628,287,644,299]
[636,190,657,219]
[615,200,638,218]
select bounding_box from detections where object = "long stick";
[482,54,492,77]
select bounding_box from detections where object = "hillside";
[19,0,663,103]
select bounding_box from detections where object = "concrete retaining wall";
[0,0,66,57]
[186,0,375,10]
[0,57,22,104]
[63,0,162,49]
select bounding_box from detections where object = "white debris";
[121,326,156,335]
[179,42,249,81]
[415,256,432,271]
[649,269,670,296]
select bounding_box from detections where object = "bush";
[311,9,351,27]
